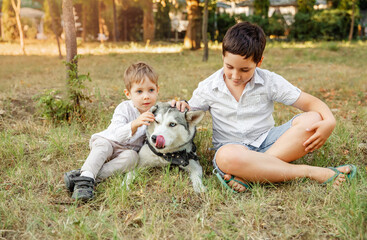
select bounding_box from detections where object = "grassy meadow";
[0,40,366,239]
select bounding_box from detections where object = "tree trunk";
[348,0,356,41]
[142,0,155,42]
[0,13,4,39]
[123,15,127,41]
[62,0,77,70]
[184,0,202,50]
[11,0,25,55]
[112,0,118,42]
[47,0,62,59]
[202,0,209,61]
[98,0,104,44]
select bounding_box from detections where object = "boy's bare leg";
[265,112,321,162]
[217,112,351,192]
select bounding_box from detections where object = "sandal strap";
[224,176,235,183]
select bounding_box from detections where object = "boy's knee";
[91,138,113,155]
[292,112,322,128]
[216,145,249,173]
[92,138,111,149]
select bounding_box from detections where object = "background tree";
[11,0,25,55]
[118,0,143,41]
[254,0,270,18]
[98,0,105,43]
[81,0,99,42]
[202,0,209,61]
[1,0,18,41]
[297,0,316,13]
[360,0,367,37]
[348,0,357,41]
[155,0,171,40]
[327,0,340,8]
[45,0,63,58]
[140,0,155,42]
[184,0,202,50]
[112,0,118,42]
[62,0,77,69]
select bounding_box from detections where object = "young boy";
[173,21,356,192]
[64,62,159,201]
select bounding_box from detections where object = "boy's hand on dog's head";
[170,100,190,112]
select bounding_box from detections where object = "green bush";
[215,13,236,42]
[290,9,356,41]
[206,2,218,41]
[313,9,352,40]
[238,14,270,35]
[238,14,288,37]
[289,12,317,41]
[267,13,287,36]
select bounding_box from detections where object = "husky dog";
[123,102,206,193]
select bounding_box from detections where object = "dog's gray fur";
[122,102,206,193]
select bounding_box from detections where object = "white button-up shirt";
[189,67,301,148]
[90,100,146,151]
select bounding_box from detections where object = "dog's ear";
[150,104,158,115]
[185,110,205,126]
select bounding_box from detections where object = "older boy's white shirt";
[90,100,146,151]
[189,67,301,148]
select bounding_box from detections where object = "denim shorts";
[213,114,300,177]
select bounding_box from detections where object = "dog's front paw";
[121,171,136,191]
[121,179,131,191]
[193,181,206,193]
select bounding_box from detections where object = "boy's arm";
[292,92,336,152]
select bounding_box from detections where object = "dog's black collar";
[146,140,198,167]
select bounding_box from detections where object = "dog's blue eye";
[169,123,176,127]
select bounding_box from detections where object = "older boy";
[173,21,356,192]
[64,62,159,201]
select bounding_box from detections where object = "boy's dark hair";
[222,21,266,64]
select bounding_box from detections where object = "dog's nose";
[151,135,157,143]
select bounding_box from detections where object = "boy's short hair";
[124,62,158,90]
[222,21,266,64]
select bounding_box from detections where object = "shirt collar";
[252,68,265,85]
[211,68,226,91]
[212,67,264,92]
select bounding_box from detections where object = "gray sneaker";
[71,176,95,201]
[64,169,81,192]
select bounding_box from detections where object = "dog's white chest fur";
[138,144,169,167]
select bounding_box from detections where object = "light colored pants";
[81,137,139,180]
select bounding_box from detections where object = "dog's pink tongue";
[155,135,165,149]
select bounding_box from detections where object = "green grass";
[0,40,366,239]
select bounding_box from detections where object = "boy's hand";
[303,119,335,152]
[170,100,191,112]
[131,112,155,135]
